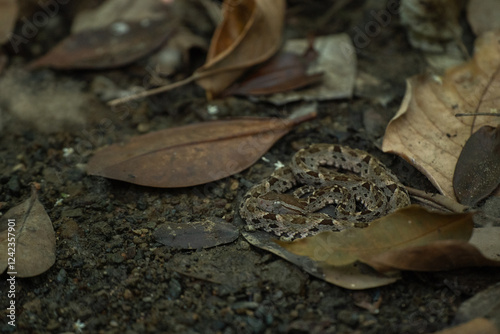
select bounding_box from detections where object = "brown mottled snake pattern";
[240,144,410,240]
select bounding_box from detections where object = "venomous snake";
[239,144,411,241]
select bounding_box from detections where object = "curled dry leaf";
[27,19,173,70]
[194,0,285,97]
[382,30,500,200]
[0,187,56,277]
[453,125,500,206]
[276,205,473,268]
[87,112,316,187]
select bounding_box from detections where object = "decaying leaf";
[0,187,56,277]
[28,19,173,70]
[194,0,286,97]
[221,48,323,97]
[364,240,500,273]
[154,219,239,249]
[382,30,500,200]
[453,125,500,206]
[276,206,473,267]
[0,0,17,45]
[87,112,316,187]
[467,0,500,36]
[242,230,400,290]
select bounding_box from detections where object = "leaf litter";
[382,30,500,201]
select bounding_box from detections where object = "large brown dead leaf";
[0,187,56,277]
[382,30,500,200]
[87,112,315,187]
[194,0,285,97]
[453,125,500,206]
[276,206,473,267]
[0,0,17,45]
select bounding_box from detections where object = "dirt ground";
[1,1,500,333]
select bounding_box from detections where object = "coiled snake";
[239,144,411,241]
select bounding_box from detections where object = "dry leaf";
[276,206,473,267]
[27,19,173,70]
[364,240,500,273]
[0,187,56,277]
[432,318,500,334]
[194,0,285,96]
[87,112,316,187]
[453,125,500,206]
[0,0,17,45]
[242,230,400,290]
[259,34,357,105]
[154,219,239,249]
[382,30,500,200]
[467,0,500,36]
[221,49,323,97]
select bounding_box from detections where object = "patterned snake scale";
[240,144,411,241]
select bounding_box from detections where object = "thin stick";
[405,186,469,213]
[108,75,197,107]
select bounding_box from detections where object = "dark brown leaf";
[87,112,316,187]
[0,187,56,277]
[27,19,172,70]
[453,125,500,206]
[221,50,323,97]
[154,219,239,249]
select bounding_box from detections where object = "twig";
[405,186,469,213]
[108,75,197,107]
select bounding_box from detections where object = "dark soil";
[1,1,500,333]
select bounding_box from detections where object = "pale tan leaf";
[0,187,56,277]
[382,30,500,200]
